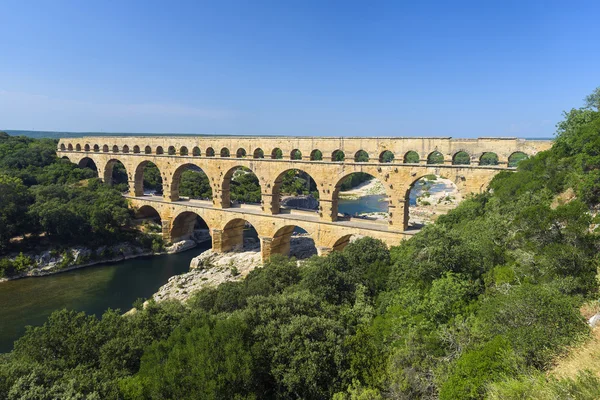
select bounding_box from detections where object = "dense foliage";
[0,133,146,276]
[1,89,600,398]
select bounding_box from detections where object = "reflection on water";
[0,242,210,353]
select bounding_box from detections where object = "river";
[0,191,424,354]
[0,241,211,353]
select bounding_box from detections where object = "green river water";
[0,195,385,354]
[0,242,211,353]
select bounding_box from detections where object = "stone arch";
[220,165,262,207]
[253,148,264,158]
[220,147,230,157]
[403,150,420,163]
[84,144,90,152]
[60,143,66,151]
[75,144,81,151]
[134,204,161,221]
[67,144,73,151]
[331,234,354,252]
[332,149,345,162]
[331,170,389,222]
[479,152,499,166]
[192,146,201,156]
[168,146,176,155]
[236,148,247,158]
[112,145,119,153]
[379,150,394,163]
[452,151,471,165]
[269,168,320,215]
[93,144,100,152]
[170,211,211,244]
[427,151,444,164]
[310,149,323,161]
[271,148,283,159]
[123,145,130,154]
[217,217,259,253]
[77,157,98,175]
[144,146,152,154]
[102,145,109,152]
[103,159,129,189]
[170,163,213,202]
[206,147,215,157]
[291,149,302,160]
[402,173,462,231]
[133,160,163,196]
[180,146,188,156]
[133,145,140,154]
[266,224,317,259]
[354,150,369,162]
[156,146,164,155]
[508,151,528,167]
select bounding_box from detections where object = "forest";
[1,89,600,399]
[0,133,149,277]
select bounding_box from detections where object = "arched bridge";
[57,136,552,259]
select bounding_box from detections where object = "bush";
[439,336,521,400]
[476,284,587,368]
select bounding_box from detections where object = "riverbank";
[339,178,386,199]
[152,234,317,303]
[0,230,211,283]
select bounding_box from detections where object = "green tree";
[0,174,32,251]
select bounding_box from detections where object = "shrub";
[439,336,521,400]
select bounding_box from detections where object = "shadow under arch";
[133,160,163,196]
[170,163,213,202]
[77,157,98,176]
[134,204,161,221]
[269,224,317,259]
[270,168,320,215]
[220,217,259,252]
[331,171,389,221]
[221,165,262,207]
[103,159,129,191]
[331,234,357,252]
[170,211,211,244]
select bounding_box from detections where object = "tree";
[0,174,31,251]
[120,315,255,400]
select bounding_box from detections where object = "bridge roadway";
[126,194,414,260]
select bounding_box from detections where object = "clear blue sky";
[0,0,598,137]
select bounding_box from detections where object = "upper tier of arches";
[59,141,540,167]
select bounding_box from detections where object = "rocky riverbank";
[339,178,386,200]
[152,234,317,303]
[0,230,212,283]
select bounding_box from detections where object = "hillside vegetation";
[1,89,600,399]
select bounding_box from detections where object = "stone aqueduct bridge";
[57,136,552,260]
